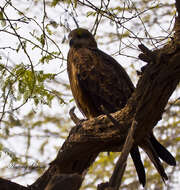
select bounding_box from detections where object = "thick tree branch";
[0,178,28,190]
[44,173,82,190]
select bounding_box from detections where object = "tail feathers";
[150,134,176,166]
[130,146,146,187]
[141,139,168,183]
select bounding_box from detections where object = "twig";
[69,106,84,126]
[97,108,138,190]
[109,119,137,190]
[138,43,156,63]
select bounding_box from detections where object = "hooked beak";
[68,34,73,47]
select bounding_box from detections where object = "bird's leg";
[69,106,87,127]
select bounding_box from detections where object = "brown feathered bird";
[67,28,176,186]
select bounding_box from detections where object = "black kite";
[67,28,176,186]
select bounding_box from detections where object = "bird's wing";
[74,48,134,114]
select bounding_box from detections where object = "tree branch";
[109,120,137,189]
[0,178,28,190]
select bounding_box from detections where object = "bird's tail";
[130,146,146,186]
[150,134,176,166]
[141,139,168,182]
[140,135,176,183]
[131,134,176,186]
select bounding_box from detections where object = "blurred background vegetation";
[0,0,179,189]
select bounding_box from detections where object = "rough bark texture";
[1,1,180,190]
[0,178,28,190]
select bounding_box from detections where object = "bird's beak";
[68,34,73,47]
[68,35,74,47]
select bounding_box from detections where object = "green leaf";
[40,55,53,64]
[40,34,45,47]
[86,11,96,17]
[51,0,60,6]
[0,11,6,27]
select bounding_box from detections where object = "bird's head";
[68,28,97,48]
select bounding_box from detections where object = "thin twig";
[69,106,81,125]
[109,119,137,189]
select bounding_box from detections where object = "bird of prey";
[67,28,176,186]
